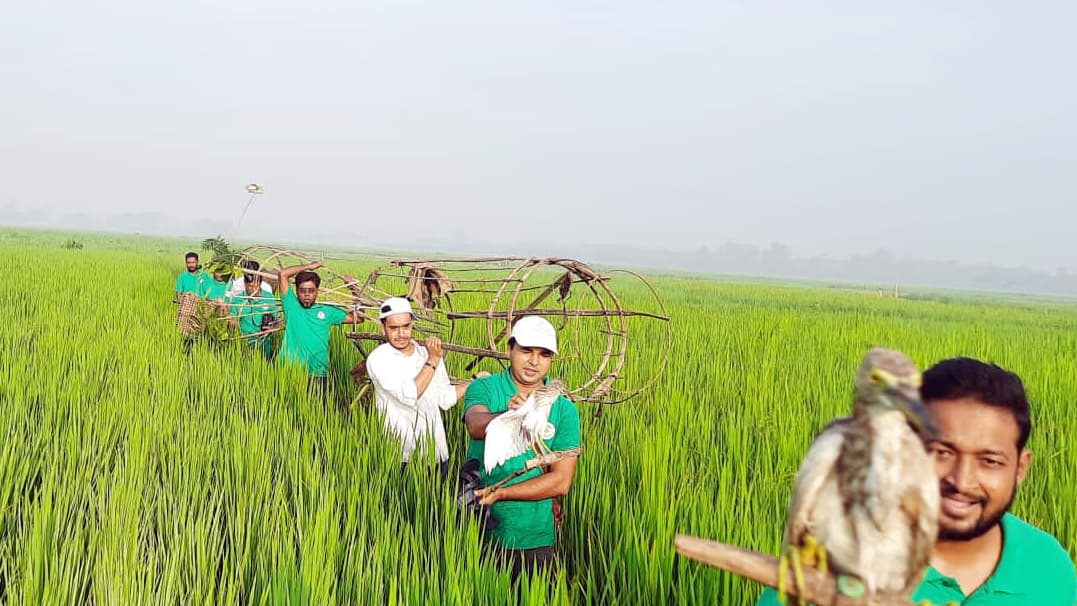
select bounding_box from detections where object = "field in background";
[1,227,1075,605]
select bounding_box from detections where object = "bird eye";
[869,369,885,385]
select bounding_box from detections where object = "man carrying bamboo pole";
[277,261,363,392]
[202,269,230,304]
[755,357,1076,605]
[366,296,486,479]
[227,270,278,360]
[462,316,581,580]
[227,260,274,298]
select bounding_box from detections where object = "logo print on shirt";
[541,422,556,440]
[317,310,326,320]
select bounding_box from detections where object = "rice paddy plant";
[0,227,1074,604]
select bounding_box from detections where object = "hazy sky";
[2,1,1075,271]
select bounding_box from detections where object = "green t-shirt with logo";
[754,513,1076,605]
[175,270,208,294]
[463,370,581,550]
[279,289,347,377]
[203,280,229,302]
[229,293,278,357]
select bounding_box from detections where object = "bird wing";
[783,417,852,549]
[520,386,561,441]
[483,394,536,474]
[899,431,941,592]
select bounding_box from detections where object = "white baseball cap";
[509,316,558,354]
[379,296,414,320]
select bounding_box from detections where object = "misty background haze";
[2,2,1075,295]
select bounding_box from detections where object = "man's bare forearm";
[464,406,500,439]
[490,459,576,501]
[278,262,321,295]
[413,363,438,399]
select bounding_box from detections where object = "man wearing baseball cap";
[366,296,485,479]
[462,315,582,580]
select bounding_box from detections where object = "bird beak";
[886,387,938,441]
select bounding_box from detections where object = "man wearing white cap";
[366,296,483,478]
[462,315,581,580]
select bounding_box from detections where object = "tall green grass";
[0,228,1074,604]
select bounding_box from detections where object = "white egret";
[483,379,567,474]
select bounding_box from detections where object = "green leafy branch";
[201,236,243,278]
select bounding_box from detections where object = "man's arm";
[455,382,469,401]
[463,405,500,440]
[463,391,528,440]
[412,338,444,400]
[476,456,578,504]
[277,261,324,296]
[450,371,490,403]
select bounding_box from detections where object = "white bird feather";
[484,380,566,473]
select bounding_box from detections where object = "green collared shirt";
[463,370,581,550]
[755,514,1076,605]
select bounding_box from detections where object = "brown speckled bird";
[779,348,940,604]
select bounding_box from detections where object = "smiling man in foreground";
[757,356,1075,605]
[917,357,1075,604]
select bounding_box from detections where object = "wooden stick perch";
[487,448,583,491]
[673,535,918,606]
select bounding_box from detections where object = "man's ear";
[1015,449,1032,486]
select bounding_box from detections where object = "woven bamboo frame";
[229,248,671,407]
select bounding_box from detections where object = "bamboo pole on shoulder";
[673,535,917,606]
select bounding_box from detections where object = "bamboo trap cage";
[674,534,924,606]
[231,248,672,410]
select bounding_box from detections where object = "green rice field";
[1,227,1074,605]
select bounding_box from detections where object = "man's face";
[296,280,318,308]
[926,397,1031,541]
[185,257,198,272]
[508,343,553,388]
[381,313,414,352]
[244,277,261,296]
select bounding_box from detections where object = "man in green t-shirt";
[202,270,230,303]
[277,261,363,390]
[227,271,279,359]
[756,357,1076,605]
[173,251,208,301]
[463,316,581,580]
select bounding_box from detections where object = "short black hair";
[921,357,1032,450]
[185,252,199,260]
[295,270,321,289]
[243,260,260,271]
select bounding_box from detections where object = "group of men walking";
[175,251,1075,600]
[174,253,361,379]
[174,252,582,579]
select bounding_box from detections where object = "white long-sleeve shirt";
[365,341,459,462]
[226,278,274,298]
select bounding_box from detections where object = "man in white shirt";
[366,297,487,479]
[227,260,275,298]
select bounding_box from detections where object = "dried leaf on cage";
[406,265,454,309]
